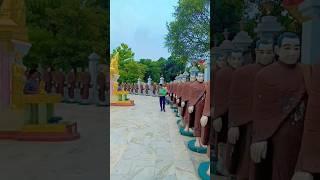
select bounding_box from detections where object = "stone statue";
[96,67,107,106]
[42,67,53,93]
[80,67,91,104]
[250,32,306,180]
[66,68,76,103]
[225,40,275,179]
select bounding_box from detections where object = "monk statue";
[134,83,137,94]
[97,66,107,106]
[75,67,82,103]
[66,68,76,103]
[181,73,196,132]
[292,64,320,180]
[187,72,207,150]
[152,82,157,96]
[225,40,275,179]
[53,68,65,98]
[80,67,91,104]
[176,75,184,117]
[200,80,211,176]
[212,49,243,176]
[250,32,306,180]
[201,51,227,177]
[145,83,149,96]
[140,83,144,95]
[42,67,53,93]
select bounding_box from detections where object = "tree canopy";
[111,43,188,83]
[165,0,210,62]
[24,0,108,70]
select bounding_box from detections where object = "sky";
[110,0,178,60]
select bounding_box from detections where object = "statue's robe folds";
[135,84,138,94]
[211,66,234,146]
[66,71,76,99]
[169,83,173,101]
[42,70,52,93]
[296,64,320,177]
[225,63,264,179]
[54,71,65,96]
[131,84,134,93]
[152,84,157,95]
[80,72,91,100]
[172,83,177,104]
[188,81,206,137]
[176,83,183,107]
[97,72,106,102]
[145,84,149,94]
[177,83,186,115]
[181,82,192,125]
[251,62,306,180]
[140,84,144,94]
[209,67,220,146]
[201,81,211,145]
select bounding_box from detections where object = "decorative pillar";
[299,0,320,64]
[88,52,100,103]
[147,76,152,95]
[138,78,141,94]
[183,70,189,81]
[204,59,211,81]
[160,76,164,85]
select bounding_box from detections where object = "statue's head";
[276,32,300,65]
[216,54,227,68]
[190,75,196,82]
[228,49,243,69]
[196,72,204,82]
[255,39,275,65]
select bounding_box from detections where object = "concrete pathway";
[111,95,209,180]
[0,103,108,180]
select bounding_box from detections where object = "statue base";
[111,100,135,106]
[179,126,194,137]
[198,161,210,180]
[0,122,80,141]
[187,139,207,154]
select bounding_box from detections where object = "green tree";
[119,60,147,83]
[24,0,107,70]
[163,55,186,82]
[139,59,163,83]
[165,0,210,61]
[213,0,244,45]
[111,43,135,69]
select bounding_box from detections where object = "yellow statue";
[110,52,120,94]
[110,52,120,78]
[110,52,134,106]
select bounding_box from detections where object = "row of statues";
[24,67,108,106]
[168,31,319,180]
[119,82,161,96]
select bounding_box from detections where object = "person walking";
[158,83,167,112]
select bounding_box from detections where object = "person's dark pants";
[159,96,166,111]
